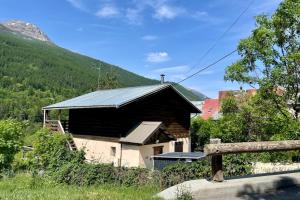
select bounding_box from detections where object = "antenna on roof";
[160,74,165,84]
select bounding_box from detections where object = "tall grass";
[0,173,160,200]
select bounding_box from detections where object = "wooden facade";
[68,87,194,139]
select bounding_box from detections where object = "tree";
[0,119,23,171]
[193,92,300,147]
[190,118,219,150]
[220,93,300,142]
[225,0,300,118]
[98,69,120,89]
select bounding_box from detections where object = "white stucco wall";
[73,135,121,166]
[72,135,191,169]
[121,144,140,167]
[168,137,190,152]
[139,142,170,169]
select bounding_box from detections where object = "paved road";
[234,186,300,200]
[158,172,300,200]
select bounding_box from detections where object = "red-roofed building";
[201,89,257,120]
[201,99,220,120]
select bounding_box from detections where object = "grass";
[0,173,160,200]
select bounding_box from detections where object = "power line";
[176,49,237,84]
[182,0,255,77]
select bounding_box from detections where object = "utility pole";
[97,65,101,90]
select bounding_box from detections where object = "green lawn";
[0,173,160,200]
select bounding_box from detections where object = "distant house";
[42,84,200,169]
[190,101,204,118]
[201,99,220,120]
[201,89,257,120]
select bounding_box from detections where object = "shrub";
[160,160,210,188]
[0,119,24,171]
[223,154,252,177]
[12,151,34,172]
[176,192,193,200]
[26,128,253,188]
[176,185,194,200]
[31,128,84,172]
[190,118,219,151]
[28,129,155,187]
[52,162,118,186]
[160,155,253,188]
[116,167,153,186]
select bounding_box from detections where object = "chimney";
[160,74,165,84]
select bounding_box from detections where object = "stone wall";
[252,162,300,174]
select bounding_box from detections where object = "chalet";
[42,84,200,169]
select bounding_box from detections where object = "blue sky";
[0,0,282,98]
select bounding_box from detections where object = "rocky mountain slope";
[2,20,51,43]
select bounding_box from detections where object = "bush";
[160,155,253,188]
[190,118,219,151]
[23,128,253,189]
[116,167,153,186]
[27,129,156,187]
[176,192,193,200]
[12,151,33,172]
[31,128,84,172]
[160,160,210,188]
[223,154,252,177]
[0,119,24,171]
[52,162,118,186]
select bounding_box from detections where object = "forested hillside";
[0,24,203,123]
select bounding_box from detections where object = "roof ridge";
[94,83,170,92]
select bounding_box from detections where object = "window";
[153,146,163,155]
[111,147,116,157]
[174,141,183,152]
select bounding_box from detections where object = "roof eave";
[169,85,202,113]
[119,141,143,145]
[42,104,118,110]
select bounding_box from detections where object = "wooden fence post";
[210,138,224,182]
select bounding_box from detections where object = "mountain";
[2,20,51,43]
[188,89,208,100]
[0,20,205,122]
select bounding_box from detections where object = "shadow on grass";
[236,176,300,200]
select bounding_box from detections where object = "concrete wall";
[73,135,121,166]
[73,135,191,169]
[168,137,190,152]
[139,142,170,169]
[252,162,300,174]
[121,144,141,167]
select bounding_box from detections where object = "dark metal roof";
[43,84,169,110]
[120,121,163,145]
[152,152,205,159]
[43,84,201,113]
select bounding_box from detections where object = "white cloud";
[153,5,185,20]
[146,52,170,63]
[66,0,88,11]
[126,8,143,25]
[154,65,190,73]
[95,5,119,18]
[192,11,224,25]
[142,35,158,41]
